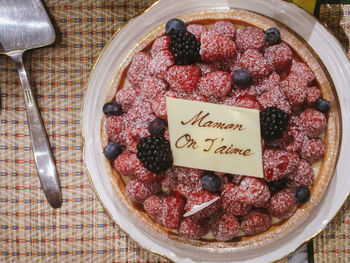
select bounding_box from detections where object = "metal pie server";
[0,0,62,208]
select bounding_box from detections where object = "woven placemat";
[0,1,348,262]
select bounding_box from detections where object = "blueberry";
[294,186,310,204]
[315,98,330,114]
[201,172,221,193]
[148,118,167,136]
[103,101,122,116]
[165,18,186,35]
[265,28,281,45]
[267,177,287,192]
[103,142,123,160]
[232,69,252,88]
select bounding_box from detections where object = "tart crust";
[101,8,341,252]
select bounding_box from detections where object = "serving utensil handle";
[10,51,62,209]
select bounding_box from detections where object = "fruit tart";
[100,9,340,250]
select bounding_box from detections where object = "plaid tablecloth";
[0,1,349,262]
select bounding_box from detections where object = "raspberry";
[210,21,236,40]
[277,124,307,152]
[151,36,170,57]
[236,177,271,206]
[231,174,244,185]
[105,115,125,143]
[126,179,161,203]
[115,85,140,111]
[125,99,154,126]
[257,85,292,114]
[174,167,203,192]
[134,157,165,182]
[299,108,326,138]
[288,159,314,187]
[235,94,260,110]
[152,90,178,120]
[187,24,207,41]
[280,73,307,107]
[175,184,191,198]
[240,49,271,79]
[139,76,168,99]
[221,183,251,216]
[269,189,298,219]
[198,71,232,99]
[299,138,325,164]
[306,86,321,106]
[241,209,271,235]
[161,169,178,192]
[212,214,240,241]
[148,50,174,79]
[254,72,280,95]
[290,61,314,85]
[127,52,151,86]
[200,30,236,62]
[113,152,137,178]
[169,30,200,65]
[236,26,265,52]
[179,217,209,240]
[196,62,220,75]
[185,190,222,220]
[166,65,200,93]
[219,52,241,73]
[163,195,185,229]
[263,149,299,181]
[264,42,292,72]
[144,195,164,225]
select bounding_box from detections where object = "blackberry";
[136,135,173,174]
[260,106,289,141]
[169,29,200,65]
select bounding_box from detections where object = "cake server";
[0,0,62,208]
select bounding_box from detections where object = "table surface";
[0,1,349,262]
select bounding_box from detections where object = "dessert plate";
[83,0,350,262]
